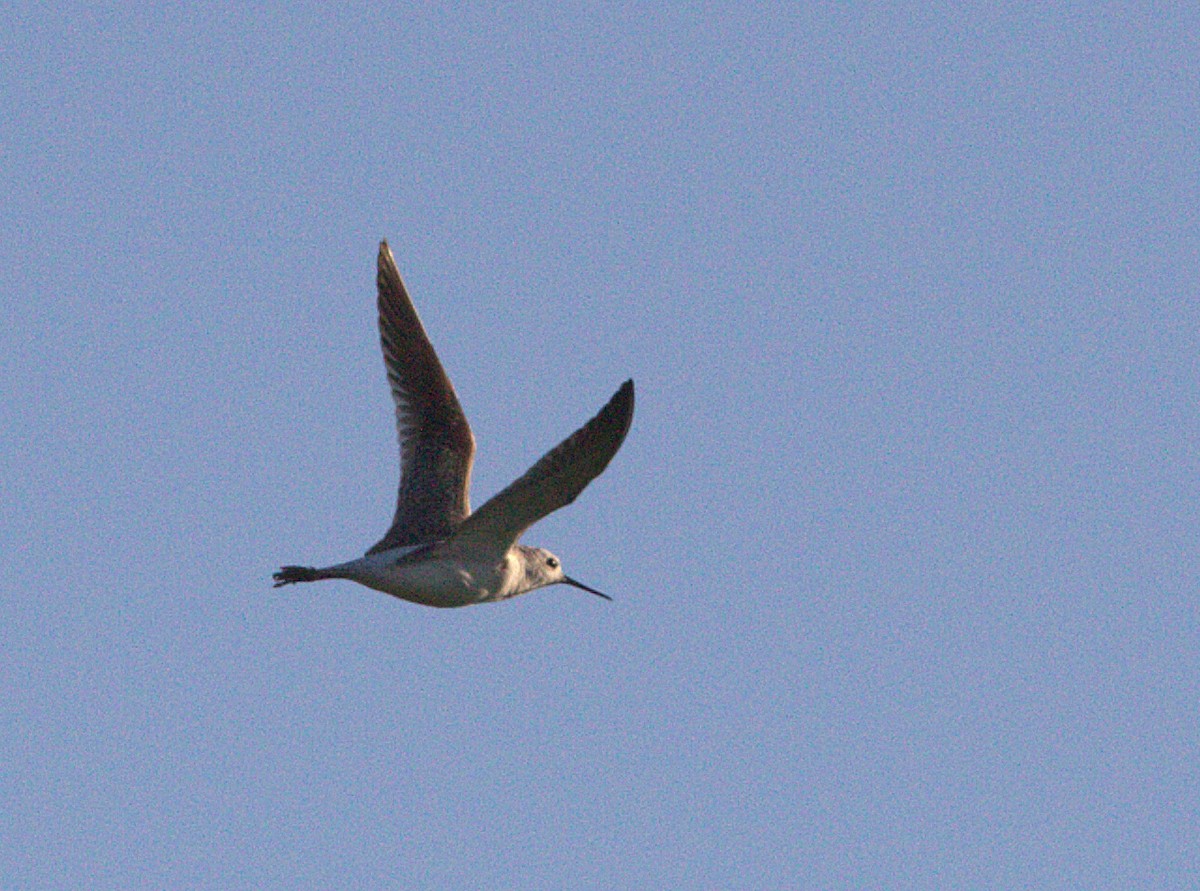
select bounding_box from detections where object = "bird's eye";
[547,557,559,569]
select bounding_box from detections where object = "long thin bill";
[563,576,613,601]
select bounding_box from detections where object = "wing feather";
[450,380,634,555]
[367,241,475,553]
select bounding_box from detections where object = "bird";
[273,241,634,608]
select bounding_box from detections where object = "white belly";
[326,546,519,608]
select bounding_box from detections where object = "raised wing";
[367,241,475,553]
[450,380,634,555]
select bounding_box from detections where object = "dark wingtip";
[377,241,405,299]
[607,379,635,437]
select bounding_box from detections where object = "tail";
[273,565,326,587]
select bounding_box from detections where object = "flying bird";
[273,241,634,607]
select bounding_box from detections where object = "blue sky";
[3,3,1197,888]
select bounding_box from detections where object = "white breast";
[327,546,520,608]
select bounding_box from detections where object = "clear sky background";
[3,3,1197,888]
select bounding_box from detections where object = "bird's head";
[517,545,612,601]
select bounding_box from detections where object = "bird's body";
[274,241,634,608]
[279,542,533,608]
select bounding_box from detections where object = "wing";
[450,380,634,555]
[367,241,476,554]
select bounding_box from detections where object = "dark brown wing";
[367,241,476,553]
[450,380,634,555]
